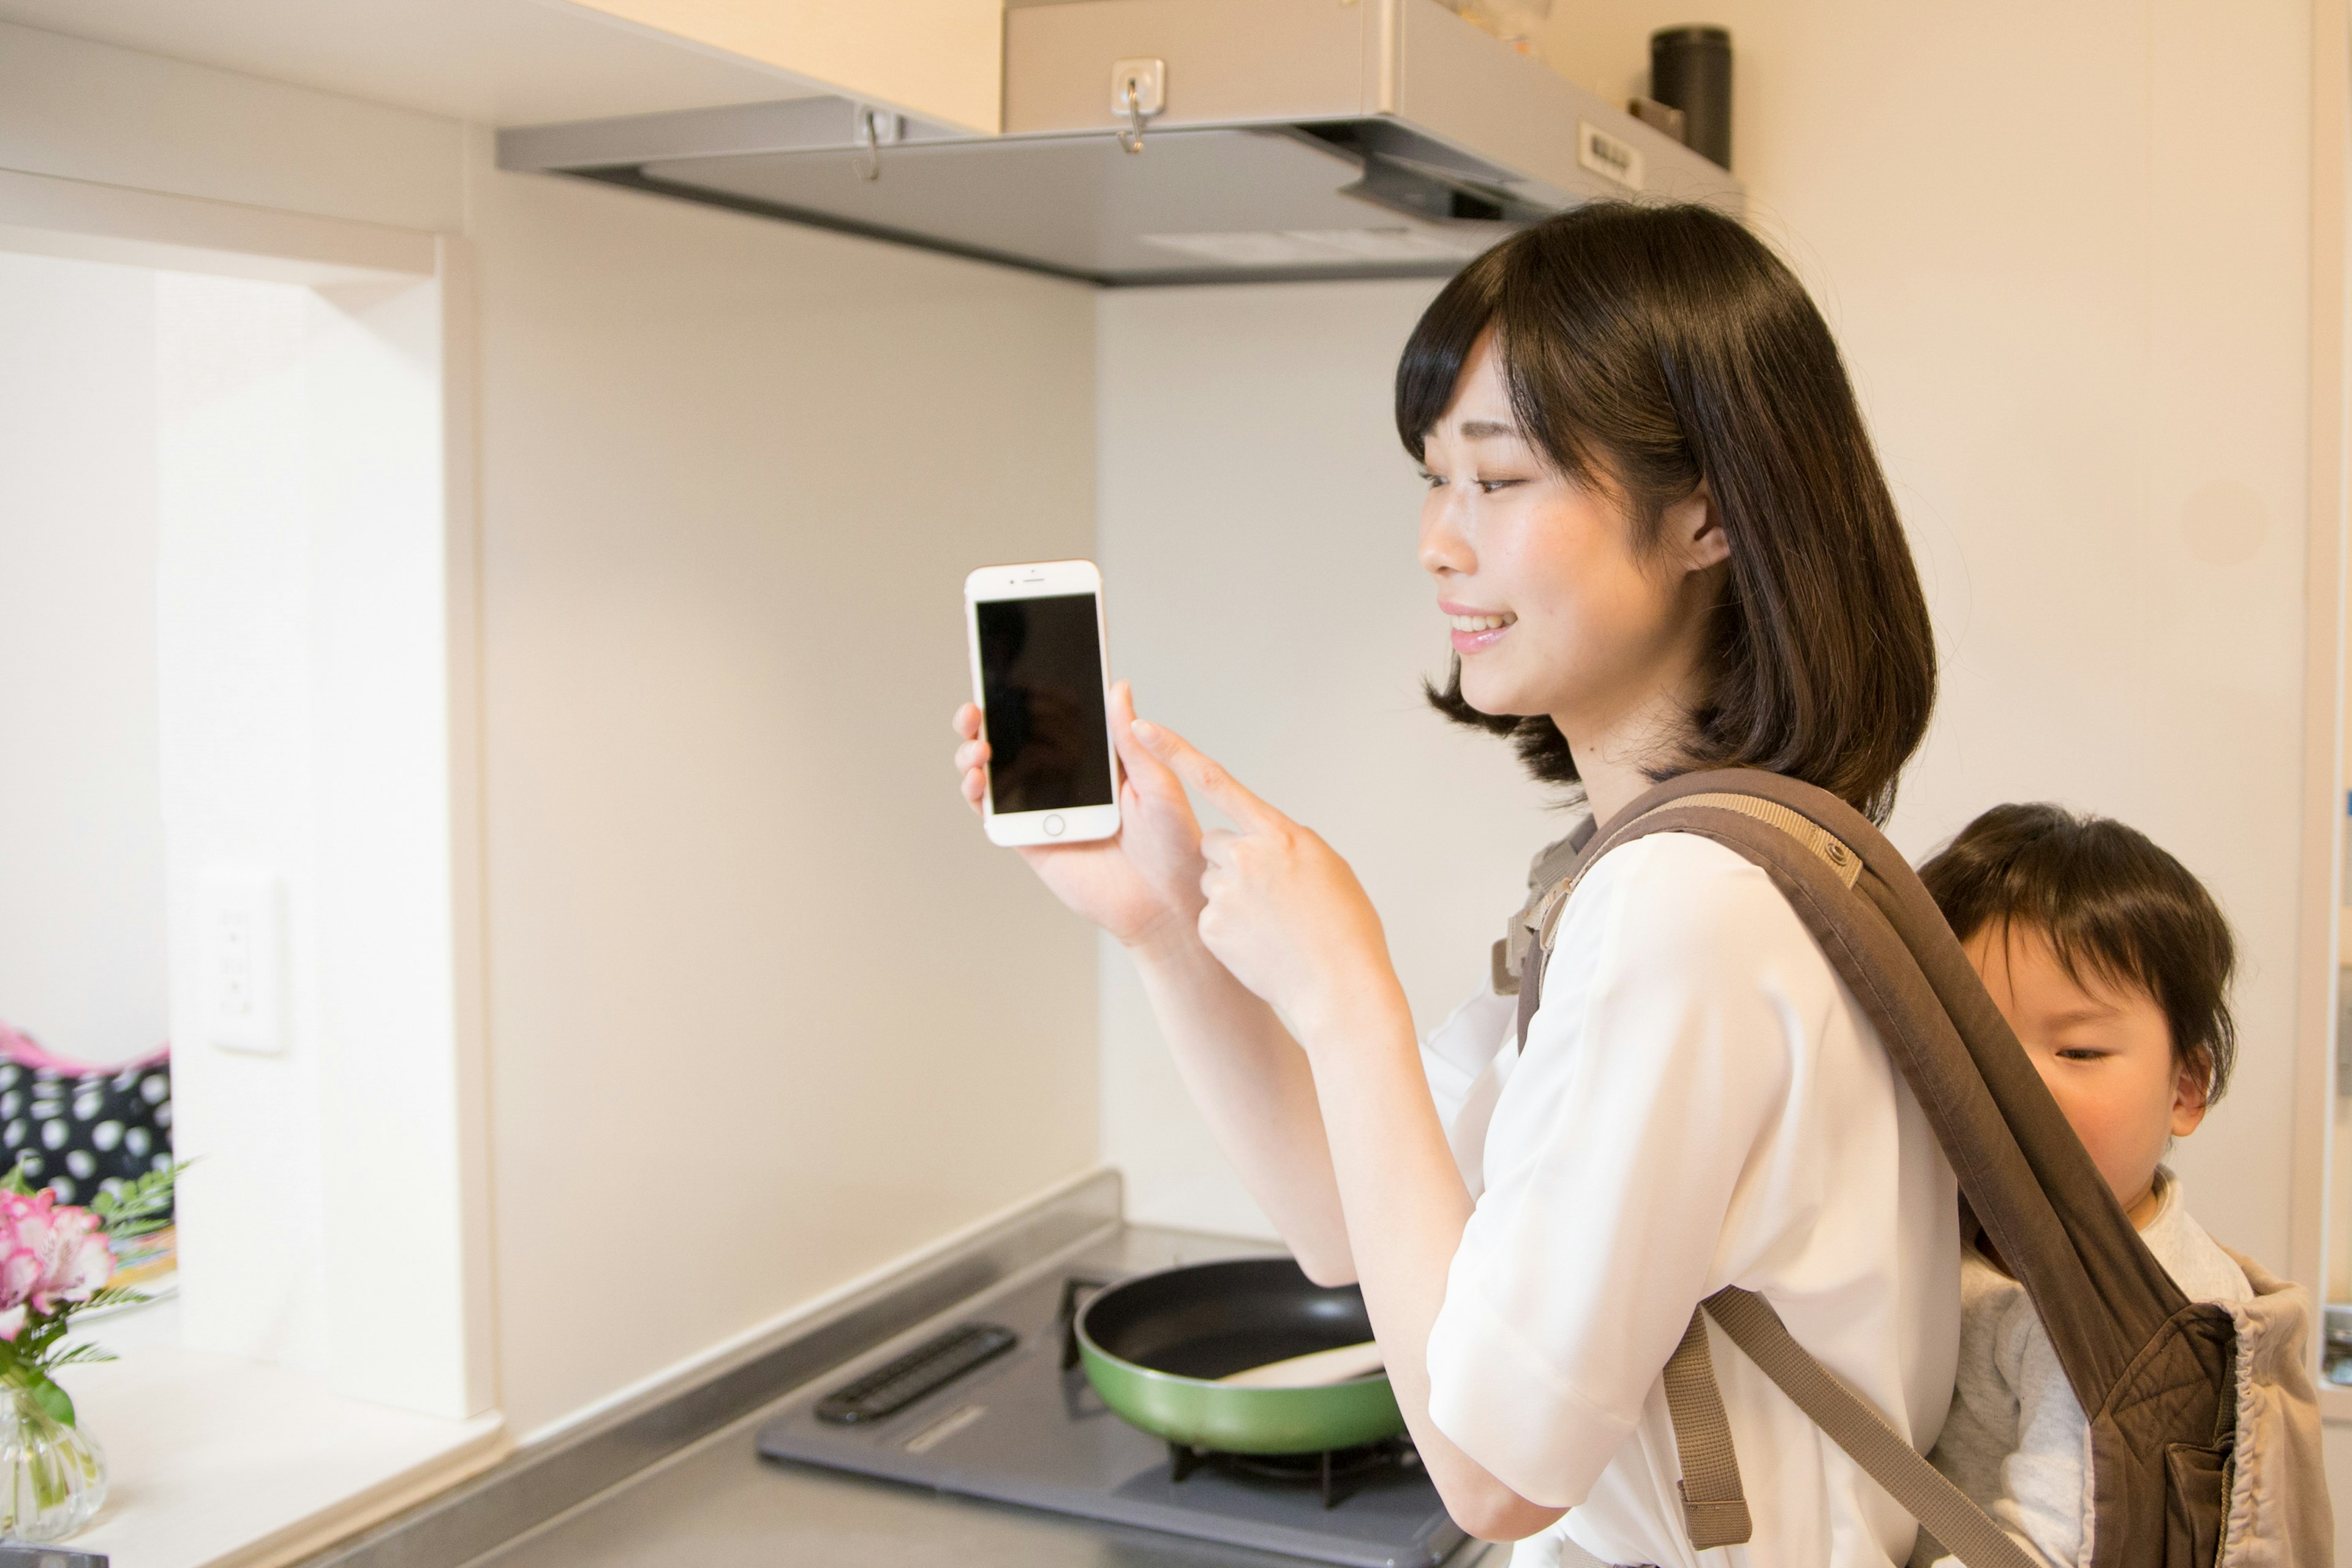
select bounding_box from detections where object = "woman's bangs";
[1394,251,1507,462]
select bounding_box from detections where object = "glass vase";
[0,1387,104,1542]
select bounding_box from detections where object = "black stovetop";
[757,1253,1468,1568]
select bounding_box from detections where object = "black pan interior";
[1082,1257,1376,1381]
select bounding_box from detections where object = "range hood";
[497,0,1743,287]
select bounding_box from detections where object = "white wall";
[1098,0,2318,1286]
[153,262,488,1418]
[468,154,1102,1436]
[0,251,170,1071]
[154,270,334,1377]
[3,27,1110,1441]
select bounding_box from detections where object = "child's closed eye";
[2054,1047,2110,1061]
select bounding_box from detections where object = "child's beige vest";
[1498,771,2331,1568]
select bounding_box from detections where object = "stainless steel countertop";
[469,1226,1504,1568]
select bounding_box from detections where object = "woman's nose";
[1419,498,1472,578]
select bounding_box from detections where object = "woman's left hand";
[1132,720,1400,1046]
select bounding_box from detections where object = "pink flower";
[0,1192,111,1329]
[14,1198,110,1315]
[0,1199,40,1325]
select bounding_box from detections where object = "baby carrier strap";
[1693,1287,2042,1568]
[1501,769,2242,1567]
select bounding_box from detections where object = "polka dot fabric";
[0,1060,172,1210]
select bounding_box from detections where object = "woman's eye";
[1475,478,1525,495]
[1419,470,1444,489]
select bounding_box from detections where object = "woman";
[952,203,1954,1566]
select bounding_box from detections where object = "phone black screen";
[976,593,1114,813]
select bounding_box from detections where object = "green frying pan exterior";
[1074,1259,1407,1455]
[1076,1336,1406,1454]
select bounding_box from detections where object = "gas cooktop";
[757,1261,1468,1568]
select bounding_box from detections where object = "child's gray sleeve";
[1921,1270,2067,1568]
[1988,1308,2083,1568]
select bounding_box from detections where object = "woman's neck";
[1564,682,1704,828]
[1561,578,1721,827]
[1573,747,1661,829]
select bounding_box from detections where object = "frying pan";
[1074,1257,1407,1455]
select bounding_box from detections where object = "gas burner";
[1167,1438,1420,1510]
[1057,1273,1112,1370]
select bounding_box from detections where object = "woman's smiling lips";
[1441,600,1517,654]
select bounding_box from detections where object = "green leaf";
[91,1160,184,1239]
[16,1314,62,1359]
[83,1287,150,1312]
[25,1376,75,1429]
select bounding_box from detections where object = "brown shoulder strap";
[1695,1289,2043,1568]
[1493,818,1596,1001]
[1511,774,2197,1560]
[1658,1307,1750,1547]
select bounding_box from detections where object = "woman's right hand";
[953,680,1208,953]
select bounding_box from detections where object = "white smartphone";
[964,559,1121,846]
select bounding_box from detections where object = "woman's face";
[1417,330,1724,749]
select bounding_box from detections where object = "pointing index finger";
[1132,720,1284,831]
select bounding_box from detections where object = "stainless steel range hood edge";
[496,0,1742,288]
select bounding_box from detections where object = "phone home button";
[1042,813,1066,838]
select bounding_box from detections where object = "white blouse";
[1420,831,1961,1567]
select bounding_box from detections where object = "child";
[1918,802,2250,1566]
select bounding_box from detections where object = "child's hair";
[1919,804,2237,1102]
[1395,202,1936,824]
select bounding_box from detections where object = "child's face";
[1963,921,2209,1222]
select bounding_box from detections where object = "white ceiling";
[0,0,829,127]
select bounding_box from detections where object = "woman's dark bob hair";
[1398,202,1936,823]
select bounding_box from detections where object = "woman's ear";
[2169,1048,2212,1137]
[1662,481,1730,575]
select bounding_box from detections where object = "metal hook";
[853,108,882,181]
[1118,81,1147,156]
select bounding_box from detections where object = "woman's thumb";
[1109,683,1178,791]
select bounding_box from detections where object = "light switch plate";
[199,867,284,1055]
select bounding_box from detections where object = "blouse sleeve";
[1422,834,1815,1508]
[1419,988,1517,1197]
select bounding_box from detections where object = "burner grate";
[1167,1438,1419,1510]
[1057,1274,1112,1369]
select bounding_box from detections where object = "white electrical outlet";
[200,867,285,1055]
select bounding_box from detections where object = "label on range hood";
[1139,227,1485,268]
[1577,122,1646,190]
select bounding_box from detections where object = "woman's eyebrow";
[1457,419,1519,439]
